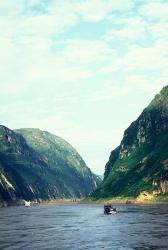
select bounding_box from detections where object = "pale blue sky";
[0,0,167,174]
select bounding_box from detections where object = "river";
[0,204,168,249]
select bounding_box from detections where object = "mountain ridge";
[0,126,101,204]
[92,85,168,201]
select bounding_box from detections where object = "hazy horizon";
[0,0,167,175]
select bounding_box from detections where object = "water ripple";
[0,204,168,250]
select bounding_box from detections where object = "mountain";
[0,126,101,204]
[93,86,168,201]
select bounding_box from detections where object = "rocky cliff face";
[93,86,168,199]
[0,126,101,203]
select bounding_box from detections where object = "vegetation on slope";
[93,86,168,201]
[0,126,101,203]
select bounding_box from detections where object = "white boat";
[24,201,31,207]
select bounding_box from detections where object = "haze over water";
[0,204,168,250]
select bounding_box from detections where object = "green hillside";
[0,126,101,203]
[93,86,168,201]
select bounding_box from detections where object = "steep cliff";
[0,126,101,203]
[93,86,168,199]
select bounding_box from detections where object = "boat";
[24,200,31,207]
[104,205,117,214]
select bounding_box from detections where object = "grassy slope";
[93,132,168,200]
[0,127,101,202]
[92,86,168,201]
[15,128,91,175]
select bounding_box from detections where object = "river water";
[0,204,168,250]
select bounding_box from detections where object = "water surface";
[0,204,168,249]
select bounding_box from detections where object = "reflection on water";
[0,204,168,250]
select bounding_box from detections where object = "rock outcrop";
[93,86,168,199]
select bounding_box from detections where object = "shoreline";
[80,196,168,205]
[1,196,168,208]
[0,198,82,208]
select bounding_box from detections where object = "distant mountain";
[93,86,168,201]
[0,126,101,204]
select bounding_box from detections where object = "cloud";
[140,2,168,21]
[0,37,17,64]
[49,0,134,23]
[89,74,167,103]
[0,0,24,17]
[103,1,168,75]
[105,17,147,42]
[0,1,78,38]
[20,13,78,37]
[149,21,168,40]
[124,75,166,95]
[90,81,129,102]
[102,40,168,73]
[0,36,95,97]
[77,0,134,22]
[60,39,115,64]
[122,41,168,71]
[26,0,44,8]
[19,60,93,87]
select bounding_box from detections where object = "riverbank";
[1,193,168,208]
[0,198,82,208]
[82,193,168,205]
[39,198,81,206]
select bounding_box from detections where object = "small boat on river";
[104,205,117,214]
[24,201,31,207]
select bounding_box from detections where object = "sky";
[0,0,167,175]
